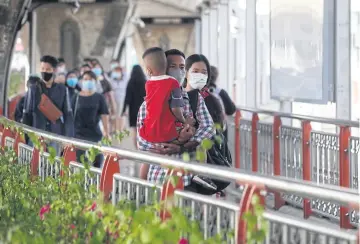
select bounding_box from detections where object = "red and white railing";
[227,107,359,228]
[0,117,359,243]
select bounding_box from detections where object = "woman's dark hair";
[129,65,146,85]
[81,70,97,81]
[204,94,224,126]
[65,70,77,80]
[183,54,211,88]
[65,70,81,91]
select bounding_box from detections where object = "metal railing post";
[1,126,14,148]
[100,154,120,202]
[235,110,241,169]
[273,116,285,209]
[251,113,259,172]
[61,146,76,177]
[13,130,25,156]
[302,121,312,219]
[160,170,184,221]
[30,136,45,177]
[339,126,352,229]
[238,184,265,244]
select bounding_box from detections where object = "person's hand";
[185,117,196,126]
[149,143,180,155]
[178,124,195,143]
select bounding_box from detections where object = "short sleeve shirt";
[72,93,109,142]
[139,75,184,142]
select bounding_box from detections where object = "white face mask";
[188,73,208,90]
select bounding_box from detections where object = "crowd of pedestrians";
[15,48,236,195]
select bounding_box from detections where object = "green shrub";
[8,71,24,98]
[0,120,266,243]
[0,144,224,243]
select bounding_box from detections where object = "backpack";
[187,90,232,195]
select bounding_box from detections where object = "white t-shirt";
[110,74,128,104]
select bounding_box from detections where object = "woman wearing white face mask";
[183,54,225,130]
[183,54,229,196]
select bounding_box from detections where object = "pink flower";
[70,224,76,229]
[87,201,97,211]
[39,204,50,220]
[178,238,188,244]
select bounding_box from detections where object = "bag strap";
[74,94,79,118]
[187,89,199,117]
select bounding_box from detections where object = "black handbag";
[187,90,232,195]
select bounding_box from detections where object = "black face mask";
[41,72,53,82]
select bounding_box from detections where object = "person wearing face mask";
[56,58,67,74]
[54,73,66,84]
[72,71,110,168]
[22,55,74,154]
[184,55,225,129]
[80,64,91,76]
[92,63,117,124]
[109,63,127,131]
[65,70,81,101]
[138,49,217,193]
[122,65,146,146]
[15,75,41,123]
[139,47,195,145]
[183,54,231,195]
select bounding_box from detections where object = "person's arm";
[219,89,236,115]
[99,94,110,138]
[62,88,75,137]
[188,95,216,147]
[171,107,186,124]
[170,85,185,123]
[109,90,117,116]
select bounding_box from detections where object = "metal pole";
[29,10,37,74]
[245,0,257,109]
[335,0,351,120]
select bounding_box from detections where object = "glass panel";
[351,0,360,121]
[270,0,326,103]
[256,0,273,107]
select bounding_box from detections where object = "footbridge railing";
[227,107,359,229]
[0,117,359,243]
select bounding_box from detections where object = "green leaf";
[201,139,213,150]
[251,195,259,205]
[182,152,190,162]
[140,229,152,243]
[214,135,222,145]
[195,150,206,163]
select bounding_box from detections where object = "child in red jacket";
[139,47,194,143]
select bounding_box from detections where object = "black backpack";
[187,90,232,195]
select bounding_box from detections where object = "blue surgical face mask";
[111,72,121,79]
[66,77,78,87]
[92,68,102,77]
[82,80,96,91]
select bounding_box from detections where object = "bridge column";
[245,0,257,109]
[0,0,28,115]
